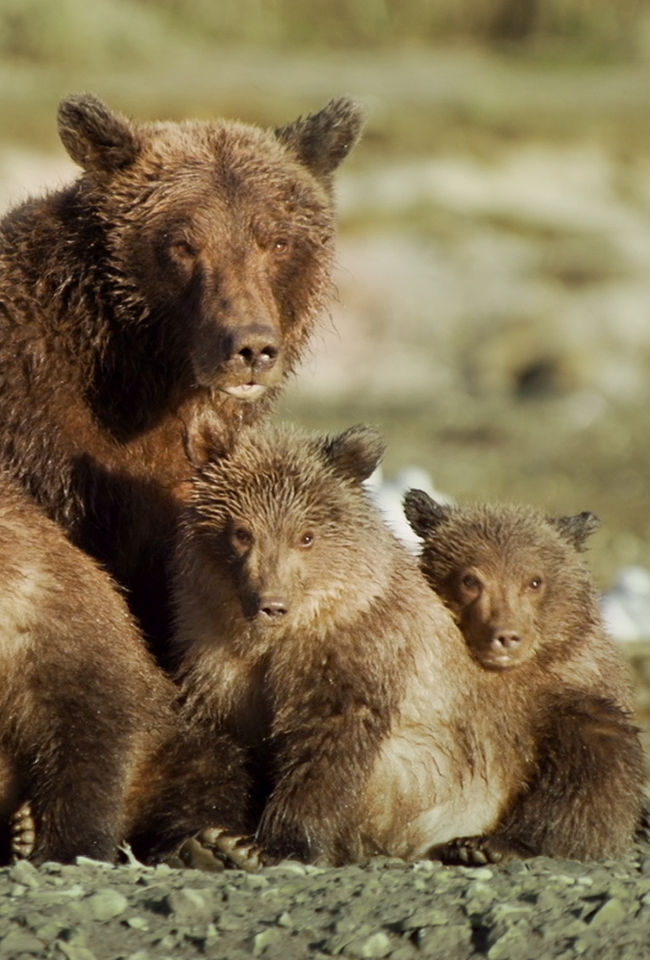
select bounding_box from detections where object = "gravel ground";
[2,839,650,960]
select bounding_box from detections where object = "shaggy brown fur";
[404,491,645,862]
[0,93,363,655]
[170,423,571,867]
[0,472,248,865]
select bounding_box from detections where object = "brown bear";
[0,470,249,866]
[0,93,363,657]
[403,491,645,863]
[171,421,595,867]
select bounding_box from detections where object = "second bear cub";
[403,491,644,863]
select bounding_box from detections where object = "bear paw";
[179,828,276,873]
[433,834,514,866]
[11,802,36,862]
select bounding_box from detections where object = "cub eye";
[529,576,543,590]
[298,532,314,549]
[232,526,253,548]
[272,238,290,255]
[170,240,196,262]
[461,573,481,590]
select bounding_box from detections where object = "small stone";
[126,916,149,931]
[0,929,44,955]
[417,923,472,954]
[277,912,292,927]
[464,866,493,880]
[244,874,271,888]
[402,907,450,929]
[492,902,534,922]
[412,859,444,873]
[55,940,97,960]
[360,931,392,958]
[34,921,64,942]
[8,859,41,887]
[487,924,533,960]
[62,884,85,898]
[588,897,627,928]
[85,888,129,921]
[166,888,212,924]
[253,928,283,955]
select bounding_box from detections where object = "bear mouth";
[221,383,268,402]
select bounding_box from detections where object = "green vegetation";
[2,0,648,61]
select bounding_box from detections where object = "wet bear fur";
[0,93,363,655]
[0,473,249,865]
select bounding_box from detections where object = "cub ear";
[403,489,450,538]
[275,97,365,180]
[181,403,230,469]
[549,511,600,551]
[322,424,385,483]
[58,94,141,174]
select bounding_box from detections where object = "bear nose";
[492,631,521,650]
[229,324,280,372]
[260,598,288,619]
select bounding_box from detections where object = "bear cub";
[171,422,570,867]
[404,491,645,863]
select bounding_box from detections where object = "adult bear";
[0,93,363,658]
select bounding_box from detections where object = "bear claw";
[179,827,276,873]
[11,802,36,862]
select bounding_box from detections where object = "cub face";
[404,490,600,671]
[181,424,387,637]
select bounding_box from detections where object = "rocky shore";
[2,839,650,960]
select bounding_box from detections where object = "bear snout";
[242,589,289,623]
[475,627,530,669]
[196,322,284,399]
[492,630,522,651]
[227,323,282,375]
[259,598,289,620]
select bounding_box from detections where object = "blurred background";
[1,0,650,751]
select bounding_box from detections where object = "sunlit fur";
[0,94,363,656]
[171,424,572,865]
[404,493,644,862]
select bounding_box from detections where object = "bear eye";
[272,238,290,255]
[460,573,481,591]
[298,532,314,549]
[169,239,196,262]
[232,526,253,549]
[529,576,543,590]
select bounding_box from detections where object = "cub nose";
[492,631,521,650]
[260,598,288,619]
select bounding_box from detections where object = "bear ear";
[58,94,141,174]
[549,511,600,551]
[403,489,450,538]
[275,97,365,180]
[181,404,230,469]
[322,424,385,483]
